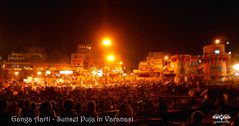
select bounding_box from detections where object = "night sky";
[0,0,239,66]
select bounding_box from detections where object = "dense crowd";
[0,81,239,126]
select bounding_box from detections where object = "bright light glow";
[163,66,166,70]
[34,77,44,84]
[229,52,232,55]
[92,70,97,76]
[24,77,33,83]
[227,42,230,45]
[106,54,116,62]
[122,73,127,76]
[97,69,103,77]
[37,71,42,75]
[120,61,123,65]
[102,38,112,47]
[164,56,169,60]
[235,72,239,76]
[215,50,220,54]
[59,70,73,75]
[233,64,239,71]
[198,60,202,63]
[14,71,19,76]
[56,78,64,83]
[215,39,220,44]
[46,70,51,75]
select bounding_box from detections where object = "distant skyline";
[0,0,238,66]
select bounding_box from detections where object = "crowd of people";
[0,80,239,126]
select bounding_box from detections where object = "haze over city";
[0,0,238,66]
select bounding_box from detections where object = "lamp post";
[215,39,220,44]
[37,71,42,76]
[164,56,169,61]
[102,38,112,47]
[233,64,239,71]
[106,54,116,62]
[14,71,19,76]
[14,71,20,83]
[101,37,123,83]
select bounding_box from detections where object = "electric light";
[59,70,73,75]
[233,64,239,71]
[215,39,220,44]
[46,70,51,75]
[97,69,103,77]
[120,61,123,65]
[106,54,115,62]
[92,70,97,75]
[235,72,239,76]
[214,50,220,54]
[37,71,42,75]
[164,56,169,60]
[14,71,19,76]
[102,38,112,47]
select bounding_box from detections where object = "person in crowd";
[0,99,11,125]
[83,101,98,119]
[50,100,58,115]
[214,96,227,114]
[116,103,134,126]
[75,102,82,116]
[143,99,154,115]
[183,111,204,126]
[200,92,213,114]
[28,102,38,118]
[21,99,31,117]
[60,99,77,117]
[39,101,56,119]
[116,103,133,118]
[158,99,167,118]
[230,112,239,126]
[9,101,21,117]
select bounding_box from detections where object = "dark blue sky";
[0,0,238,65]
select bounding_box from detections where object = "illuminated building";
[8,52,26,63]
[135,41,231,84]
[188,56,204,82]
[136,52,169,77]
[3,48,47,81]
[170,55,191,84]
[71,44,103,68]
[71,44,94,68]
[26,47,46,63]
[77,44,92,53]
[71,53,85,67]
[7,48,46,64]
[202,43,231,82]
